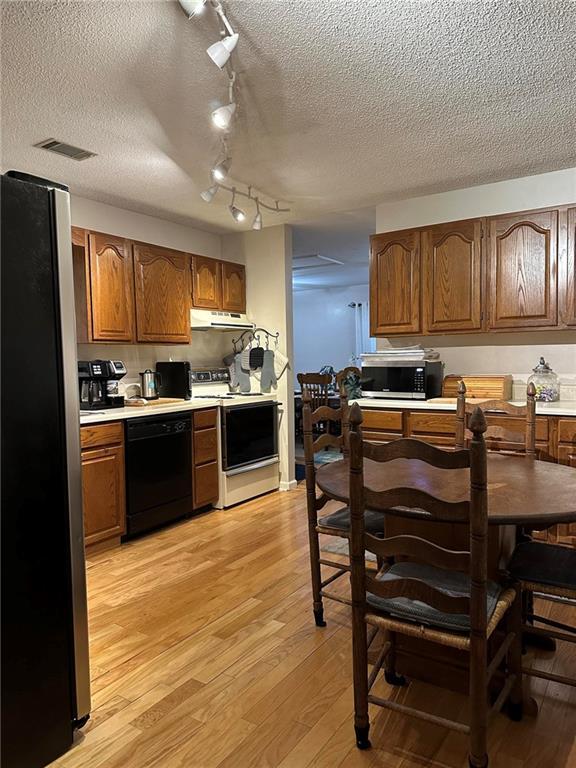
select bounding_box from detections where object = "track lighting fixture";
[206,33,238,68]
[176,1,289,226]
[229,188,246,223]
[211,158,230,182]
[252,199,262,230]
[200,184,219,203]
[177,0,208,17]
[211,72,236,131]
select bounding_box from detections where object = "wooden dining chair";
[507,541,576,688]
[302,390,384,627]
[297,372,332,436]
[456,381,537,455]
[348,403,522,768]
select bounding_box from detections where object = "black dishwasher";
[125,413,192,538]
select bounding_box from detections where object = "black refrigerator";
[1,172,91,767]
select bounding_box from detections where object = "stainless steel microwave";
[360,361,444,400]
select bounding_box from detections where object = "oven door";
[222,402,279,473]
[361,364,424,399]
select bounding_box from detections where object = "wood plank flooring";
[50,487,576,768]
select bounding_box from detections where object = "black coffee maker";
[78,360,127,410]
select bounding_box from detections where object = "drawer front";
[194,427,218,465]
[558,418,576,445]
[193,461,219,508]
[409,412,457,436]
[81,421,124,449]
[360,409,403,432]
[193,408,218,430]
[484,414,548,442]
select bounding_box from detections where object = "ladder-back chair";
[456,381,537,455]
[297,372,332,437]
[348,403,522,768]
[301,389,384,627]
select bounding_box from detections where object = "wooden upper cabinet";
[370,230,420,335]
[221,261,246,313]
[422,219,483,333]
[191,255,222,309]
[88,232,135,342]
[562,207,576,326]
[487,210,558,329]
[133,243,191,343]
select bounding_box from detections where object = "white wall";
[222,226,295,490]
[70,196,223,260]
[376,168,576,232]
[293,284,369,385]
[375,168,576,395]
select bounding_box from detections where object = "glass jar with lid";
[527,357,560,402]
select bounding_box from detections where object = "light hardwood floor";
[50,486,576,768]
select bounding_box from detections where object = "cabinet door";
[221,261,246,313]
[561,207,576,326]
[88,232,135,342]
[133,243,191,343]
[81,445,126,546]
[370,230,420,335]
[422,219,483,332]
[488,210,558,329]
[192,255,222,309]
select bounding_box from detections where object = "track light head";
[252,199,262,230]
[211,159,230,182]
[178,0,208,18]
[211,102,236,131]
[206,33,238,68]
[200,184,219,203]
[229,205,246,223]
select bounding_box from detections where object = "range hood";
[190,308,255,331]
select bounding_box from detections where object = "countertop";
[351,397,576,417]
[79,394,279,425]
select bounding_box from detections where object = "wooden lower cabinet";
[361,407,576,546]
[192,409,219,509]
[80,422,126,548]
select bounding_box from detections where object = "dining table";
[315,452,576,698]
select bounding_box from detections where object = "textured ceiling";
[2,0,576,232]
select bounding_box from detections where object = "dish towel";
[227,359,239,389]
[241,347,251,372]
[260,350,277,393]
[236,352,251,393]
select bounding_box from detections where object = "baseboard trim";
[279,479,298,492]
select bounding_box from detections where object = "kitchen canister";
[527,357,560,402]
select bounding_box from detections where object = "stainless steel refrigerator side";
[53,188,91,721]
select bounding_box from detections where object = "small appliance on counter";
[528,357,560,402]
[139,368,161,400]
[156,361,192,400]
[360,360,443,400]
[78,359,127,409]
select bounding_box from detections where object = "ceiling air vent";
[34,138,97,161]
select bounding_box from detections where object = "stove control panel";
[190,368,231,384]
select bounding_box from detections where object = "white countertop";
[80,394,278,425]
[352,397,576,418]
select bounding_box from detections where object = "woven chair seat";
[508,541,576,592]
[318,507,385,536]
[367,562,503,634]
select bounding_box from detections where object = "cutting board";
[442,374,513,400]
[125,397,186,408]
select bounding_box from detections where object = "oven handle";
[225,456,279,477]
